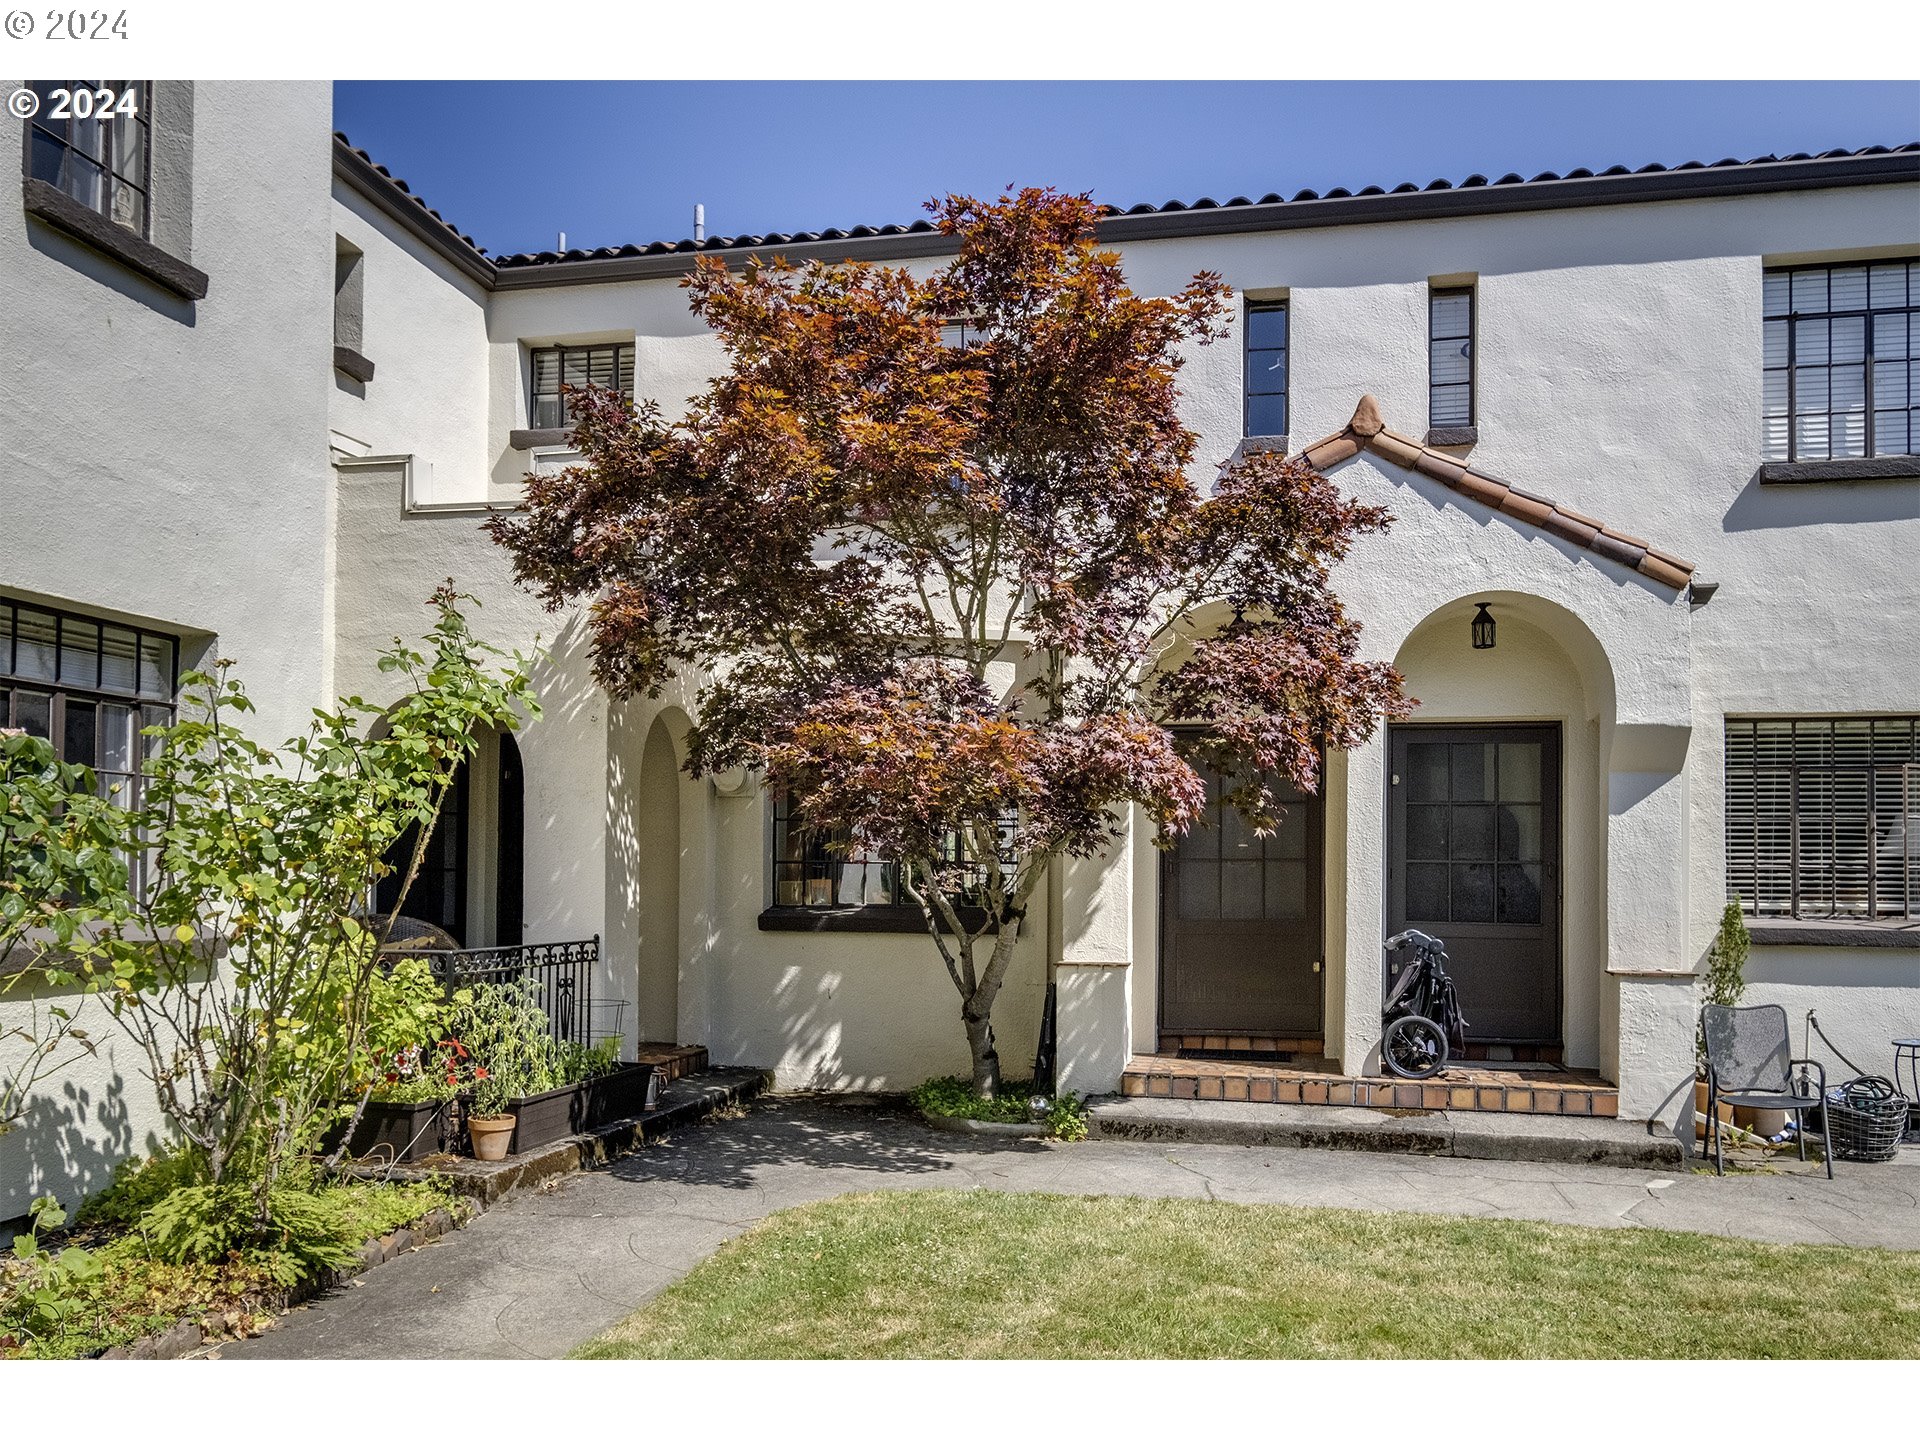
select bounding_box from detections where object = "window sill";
[1425,425,1478,448]
[510,426,573,451]
[1,919,229,980]
[1747,918,1920,950]
[23,177,209,301]
[333,345,376,383]
[1756,456,1920,485]
[757,904,990,935]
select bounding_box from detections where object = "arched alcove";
[633,714,683,1041]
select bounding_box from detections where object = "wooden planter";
[575,1062,661,1130]
[505,1082,582,1154]
[331,1097,458,1162]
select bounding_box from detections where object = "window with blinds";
[530,342,634,429]
[2,599,178,896]
[1763,259,1919,462]
[1429,287,1474,429]
[770,790,1017,911]
[1725,717,1920,921]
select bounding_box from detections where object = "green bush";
[910,1076,1088,1140]
[449,979,561,1114]
[138,1185,358,1289]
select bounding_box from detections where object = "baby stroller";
[1381,929,1469,1080]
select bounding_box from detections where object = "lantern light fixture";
[1471,602,1496,650]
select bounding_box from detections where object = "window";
[1243,301,1288,437]
[937,317,984,350]
[334,238,365,351]
[26,82,151,237]
[1763,259,1919,462]
[1429,287,1474,429]
[530,343,634,429]
[1725,717,1919,922]
[770,790,1017,911]
[2,600,178,895]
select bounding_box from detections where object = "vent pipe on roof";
[556,231,566,252]
[694,204,705,243]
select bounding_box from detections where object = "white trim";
[332,452,518,515]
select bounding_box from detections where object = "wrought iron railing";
[425,936,611,1046]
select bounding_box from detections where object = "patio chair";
[1700,1003,1832,1179]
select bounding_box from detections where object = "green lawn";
[574,1190,1920,1359]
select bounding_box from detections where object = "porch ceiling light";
[1471,602,1496,650]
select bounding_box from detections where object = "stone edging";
[96,1204,471,1360]
[922,1113,1050,1138]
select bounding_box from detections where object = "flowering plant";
[367,1039,486,1104]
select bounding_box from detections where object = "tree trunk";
[964,1006,1001,1098]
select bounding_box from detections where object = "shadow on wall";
[1723,470,1919,532]
[2,1070,145,1226]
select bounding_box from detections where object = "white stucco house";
[3,80,1916,1219]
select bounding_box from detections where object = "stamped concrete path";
[225,1095,1920,1360]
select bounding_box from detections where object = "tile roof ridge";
[1292,397,1695,591]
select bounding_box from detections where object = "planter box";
[505,1082,582,1154]
[575,1062,661,1130]
[332,1097,458,1162]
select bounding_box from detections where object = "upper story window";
[1763,260,1919,462]
[1243,300,1288,438]
[1725,716,1919,923]
[938,316,985,350]
[26,82,151,237]
[2,599,178,894]
[1428,287,1475,430]
[530,343,634,429]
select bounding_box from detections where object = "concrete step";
[362,1066,772,1205]
[1088,1095,1684,1170]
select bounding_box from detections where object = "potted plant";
[453,980,557,1160]
[565,1037,660,1130]
[334,1040,467,1160]
[1696,898,1751,1142]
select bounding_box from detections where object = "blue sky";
[333,81,1920,259]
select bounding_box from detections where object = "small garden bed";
[1,1172,467,1360]
[909,1077,1087,1141]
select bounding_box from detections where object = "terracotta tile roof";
[1297,396,1696,591]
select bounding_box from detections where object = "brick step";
[1123,1057,1618,1118]
[634,1041,708,1084]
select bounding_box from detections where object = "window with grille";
[530,343,634,429]
[2,599,178,895]
[1243,301,1288,437]
[25,82,152,237]
[1429,287,1474,429]
[770,790,1016,910]
[1725,717,1920,921]
[1763,259,1919,462]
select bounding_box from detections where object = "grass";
[574,1189,1920,1359]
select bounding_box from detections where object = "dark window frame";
[1763,258,1919,463]
[529,341,635,430]
[1428,285,1476,430]
[1243,298,1289,439]
[25,80,152,239]
[768,788,1017,914]
[1725,716,1919,923]
[1,599,180,897]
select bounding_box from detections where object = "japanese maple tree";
[489,188,1407,1097]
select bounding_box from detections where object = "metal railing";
[424,936,613,1046]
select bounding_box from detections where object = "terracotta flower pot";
[1693,1079,1736,1140]
[467,1112,516,1161]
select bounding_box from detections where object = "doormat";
[1176,1048,1304,1065]
[1468,1061,1565,1073]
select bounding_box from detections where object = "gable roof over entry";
[1297,396,1696,591]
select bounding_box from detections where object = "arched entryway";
[633,715,682,1041]
[376,727,524,949]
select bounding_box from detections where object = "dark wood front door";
[1160,764,1323,1037]
[1388,725,1561,1043]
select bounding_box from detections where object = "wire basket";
[1825,1078,1909,1162]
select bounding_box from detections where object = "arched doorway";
[376,727,524,949]
[634,716,681,1040]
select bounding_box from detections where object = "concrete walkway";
[224,1095,1920,1360]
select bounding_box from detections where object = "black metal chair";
[1701,1003,1832,1179]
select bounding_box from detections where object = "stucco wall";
[0,81,337,1217]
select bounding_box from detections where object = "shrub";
[910,1075,1088,1140]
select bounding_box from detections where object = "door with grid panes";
[1388,726,1561,1042]
[1159,761,1323,1037]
